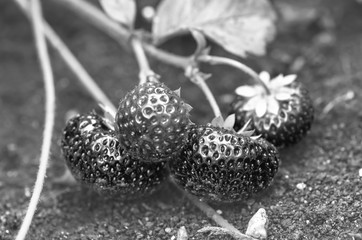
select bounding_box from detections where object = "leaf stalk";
[198,55,271,95]
[185,67,222,118]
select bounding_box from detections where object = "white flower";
[235,71,298,117]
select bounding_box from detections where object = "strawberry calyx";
[210,114,260,140]
[144,73,161,84]
[173,87,193,116]
[234,71,298,118]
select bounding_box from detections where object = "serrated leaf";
[99,0,136,28]
[153,0,277,57]
[235,85,259,98]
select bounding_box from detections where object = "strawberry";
[61,112,168,198]
[231,72,314,148]
[170,115,279,203]
[115,81,192,162]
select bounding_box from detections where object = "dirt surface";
[1,0,362,239]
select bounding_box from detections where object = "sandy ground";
[1,0,362,239]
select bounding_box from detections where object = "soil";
[1,0,362,239]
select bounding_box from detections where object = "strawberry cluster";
[61,112,168,199]
[61,80,191,198]
[61,71,313,202]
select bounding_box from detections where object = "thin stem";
[186,68,222,118]
[16,0,117,112]
[196,76,222,118]
[198,227,255,240]
[198,55,271,95]
[170,180,253,240]
[143,43,191,69]
[54,0,191,69]
[130,37,156,84]
[15,0,55,239]
[53,0,264,116]
[57,0,131,48]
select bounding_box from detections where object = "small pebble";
[177,226,188,240]
[296,183,306,190]
[165,227,172,234]
[24,187,31,198]
[245,208,268,240]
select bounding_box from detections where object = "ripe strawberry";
[61,112,168,198]
[170,115,279,203]
[231,72,314,148]
[115,81,192,162]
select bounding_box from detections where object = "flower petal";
[235,85,259,97]
[255,98,267,117]
[270,74,297,89]
[259,71,270,85]
[275,92,292,101]
[267,97,280,115]
[243,96,261,111]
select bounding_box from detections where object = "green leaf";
[99,0,136,28]
[223,114,235,130]
[211,115,224,128]
[153,0,276,57]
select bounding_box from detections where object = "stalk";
[14,0,55,239]
[198,55,270,95]
[130,37,157,84]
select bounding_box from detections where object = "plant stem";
[198,55,271,95]
[170,180,254,240]
[54,0,191,69]
[57,0,131,48]
[16,0,117,112]
[53,0,229,118]
[130,37,157,84]
[53,0,266,115]
[143,43,191,69]
[55,0,190,68]
[15,0,55,239]
[190,71,222,118]
[198,227,255,240]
